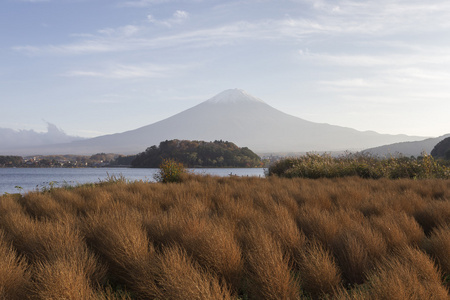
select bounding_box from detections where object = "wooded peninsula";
[131,140,264,168]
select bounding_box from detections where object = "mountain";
[2,89,427,155]
[363,134,450,157]
[431,136,450,159]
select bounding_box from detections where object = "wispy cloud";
[13,0,450,57]
[119,0,202,7]
[11,17,321,56]
[319,78,378,89]
[299,47,450,68]
[119,0,170,7]
[147,10,189,27]
[63,63,194,79]
[291,0,450,36]
[16,0,50,2]
[98,25,141,37]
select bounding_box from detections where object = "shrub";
[269,153,450,179]
[154,158,187,183]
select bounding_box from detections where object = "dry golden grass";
[241,225,302,299]
[297,240,342,299]
[30,258,98,299]
[331,224,387,286]
[154,244,234,300]
[422,225,450,288]
[82,206,161,299]
[0,230,31,300]
[360,246,449,300]
[414,200,450,235]
[0,175,449,299]
[370,212,425,250]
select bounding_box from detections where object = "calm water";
[0,168,266,194]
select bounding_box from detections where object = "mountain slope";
[4,89,426,155]
[363,134,450,157]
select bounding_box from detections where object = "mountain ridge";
[0,89,427,155]
[363,134,450,157]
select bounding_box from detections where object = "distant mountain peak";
[2,89,428,155]
[205,88,266,104]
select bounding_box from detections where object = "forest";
[131,139,263,168]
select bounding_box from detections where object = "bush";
[154,159,187,183]
[269,153,450,179]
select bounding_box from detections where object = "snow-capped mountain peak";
[205,88,266,104]
[2,89,427,155]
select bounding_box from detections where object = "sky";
[1,0,449,139]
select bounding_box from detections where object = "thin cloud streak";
[300,50,450,67]
[63,63,195,79]
[12,19,308,56]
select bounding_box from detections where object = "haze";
[1,0,449,139]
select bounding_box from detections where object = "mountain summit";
[206,89,265,104]
[2,89,426,155]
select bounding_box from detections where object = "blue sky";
[1,0,449,138]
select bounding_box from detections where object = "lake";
[0,167,266,194]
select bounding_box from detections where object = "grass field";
[1,174,449,299]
